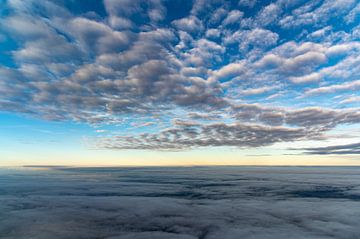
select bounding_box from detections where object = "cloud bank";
[1,166,360,238]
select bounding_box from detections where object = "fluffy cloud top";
[1,166,360,238]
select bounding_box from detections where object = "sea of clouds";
[0,166,360,238]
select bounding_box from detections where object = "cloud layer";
[1,166,360,238]
[0,0,359,151]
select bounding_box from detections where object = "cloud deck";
[1,166,360,238]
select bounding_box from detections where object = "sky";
[0,0,359,166]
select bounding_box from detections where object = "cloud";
[68,17,130,54]
[0,1,227,124]
[280,51,327,75]
[1,167,360,238]
[279,0,357,29]
[232,104,360,128]
[182,38,225,67]
[296,142,360,155]
[205,29,221,39]
[222,10,243,25]
[209,61,246,82]
[305,80,360,96]
[187,112,223,121]
[95,129,107,133]
[253,41,329,77]
[289,73,322,84]
[172,16,204,34]
[255,3,282,26]
[345,2,360,24]
[131,122,156,128]
[284,107,360,128]
[93,105,360,149]
[238,0,257,8]
[113,122,306,149]
[225,28,279,53]
[241,86,277,95]
[340,96,360,104]
[104,0,166,23]
[0,0,360,151]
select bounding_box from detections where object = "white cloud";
[305,80,360,96]
[172,16,203,34]
[289,72,322,84]
[340,96,360,104]
[241,86,277,95]
[225,28,279,53]
[209,62,246,82]
[255,3,282,26]
[279,0,357,28]
[222,10,243,25]
[205,29,221,39]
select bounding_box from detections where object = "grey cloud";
[255,41,328,77]
[280,51,327,74]
[1,167,360,238]
[68,17,131,54]
[104,0,166,22]
[1,0,360,149]
[233,104,360,129]
[295,142,360,155]
[182,38,225,67]
[108,16,133,30]
[94,122,315,150]
[104,0,142,16]
[285,107,360,128]
[91,103,360,150]
[232,104,285,126]
[0,2,227,124]
[251,40,360,89]
[3,16,83,64]
[187,112,223,121]
[208,7,228,25]
[209,61,246,82]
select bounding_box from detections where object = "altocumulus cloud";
[0,0,360,151]
[93,106,360,150]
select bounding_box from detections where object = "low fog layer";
[0,166,360,238]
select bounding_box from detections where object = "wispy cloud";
[305,80,360,96]
[295,142,360,155]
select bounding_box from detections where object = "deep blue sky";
[0,0,359,165]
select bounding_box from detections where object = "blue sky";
[0,0,360,165]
